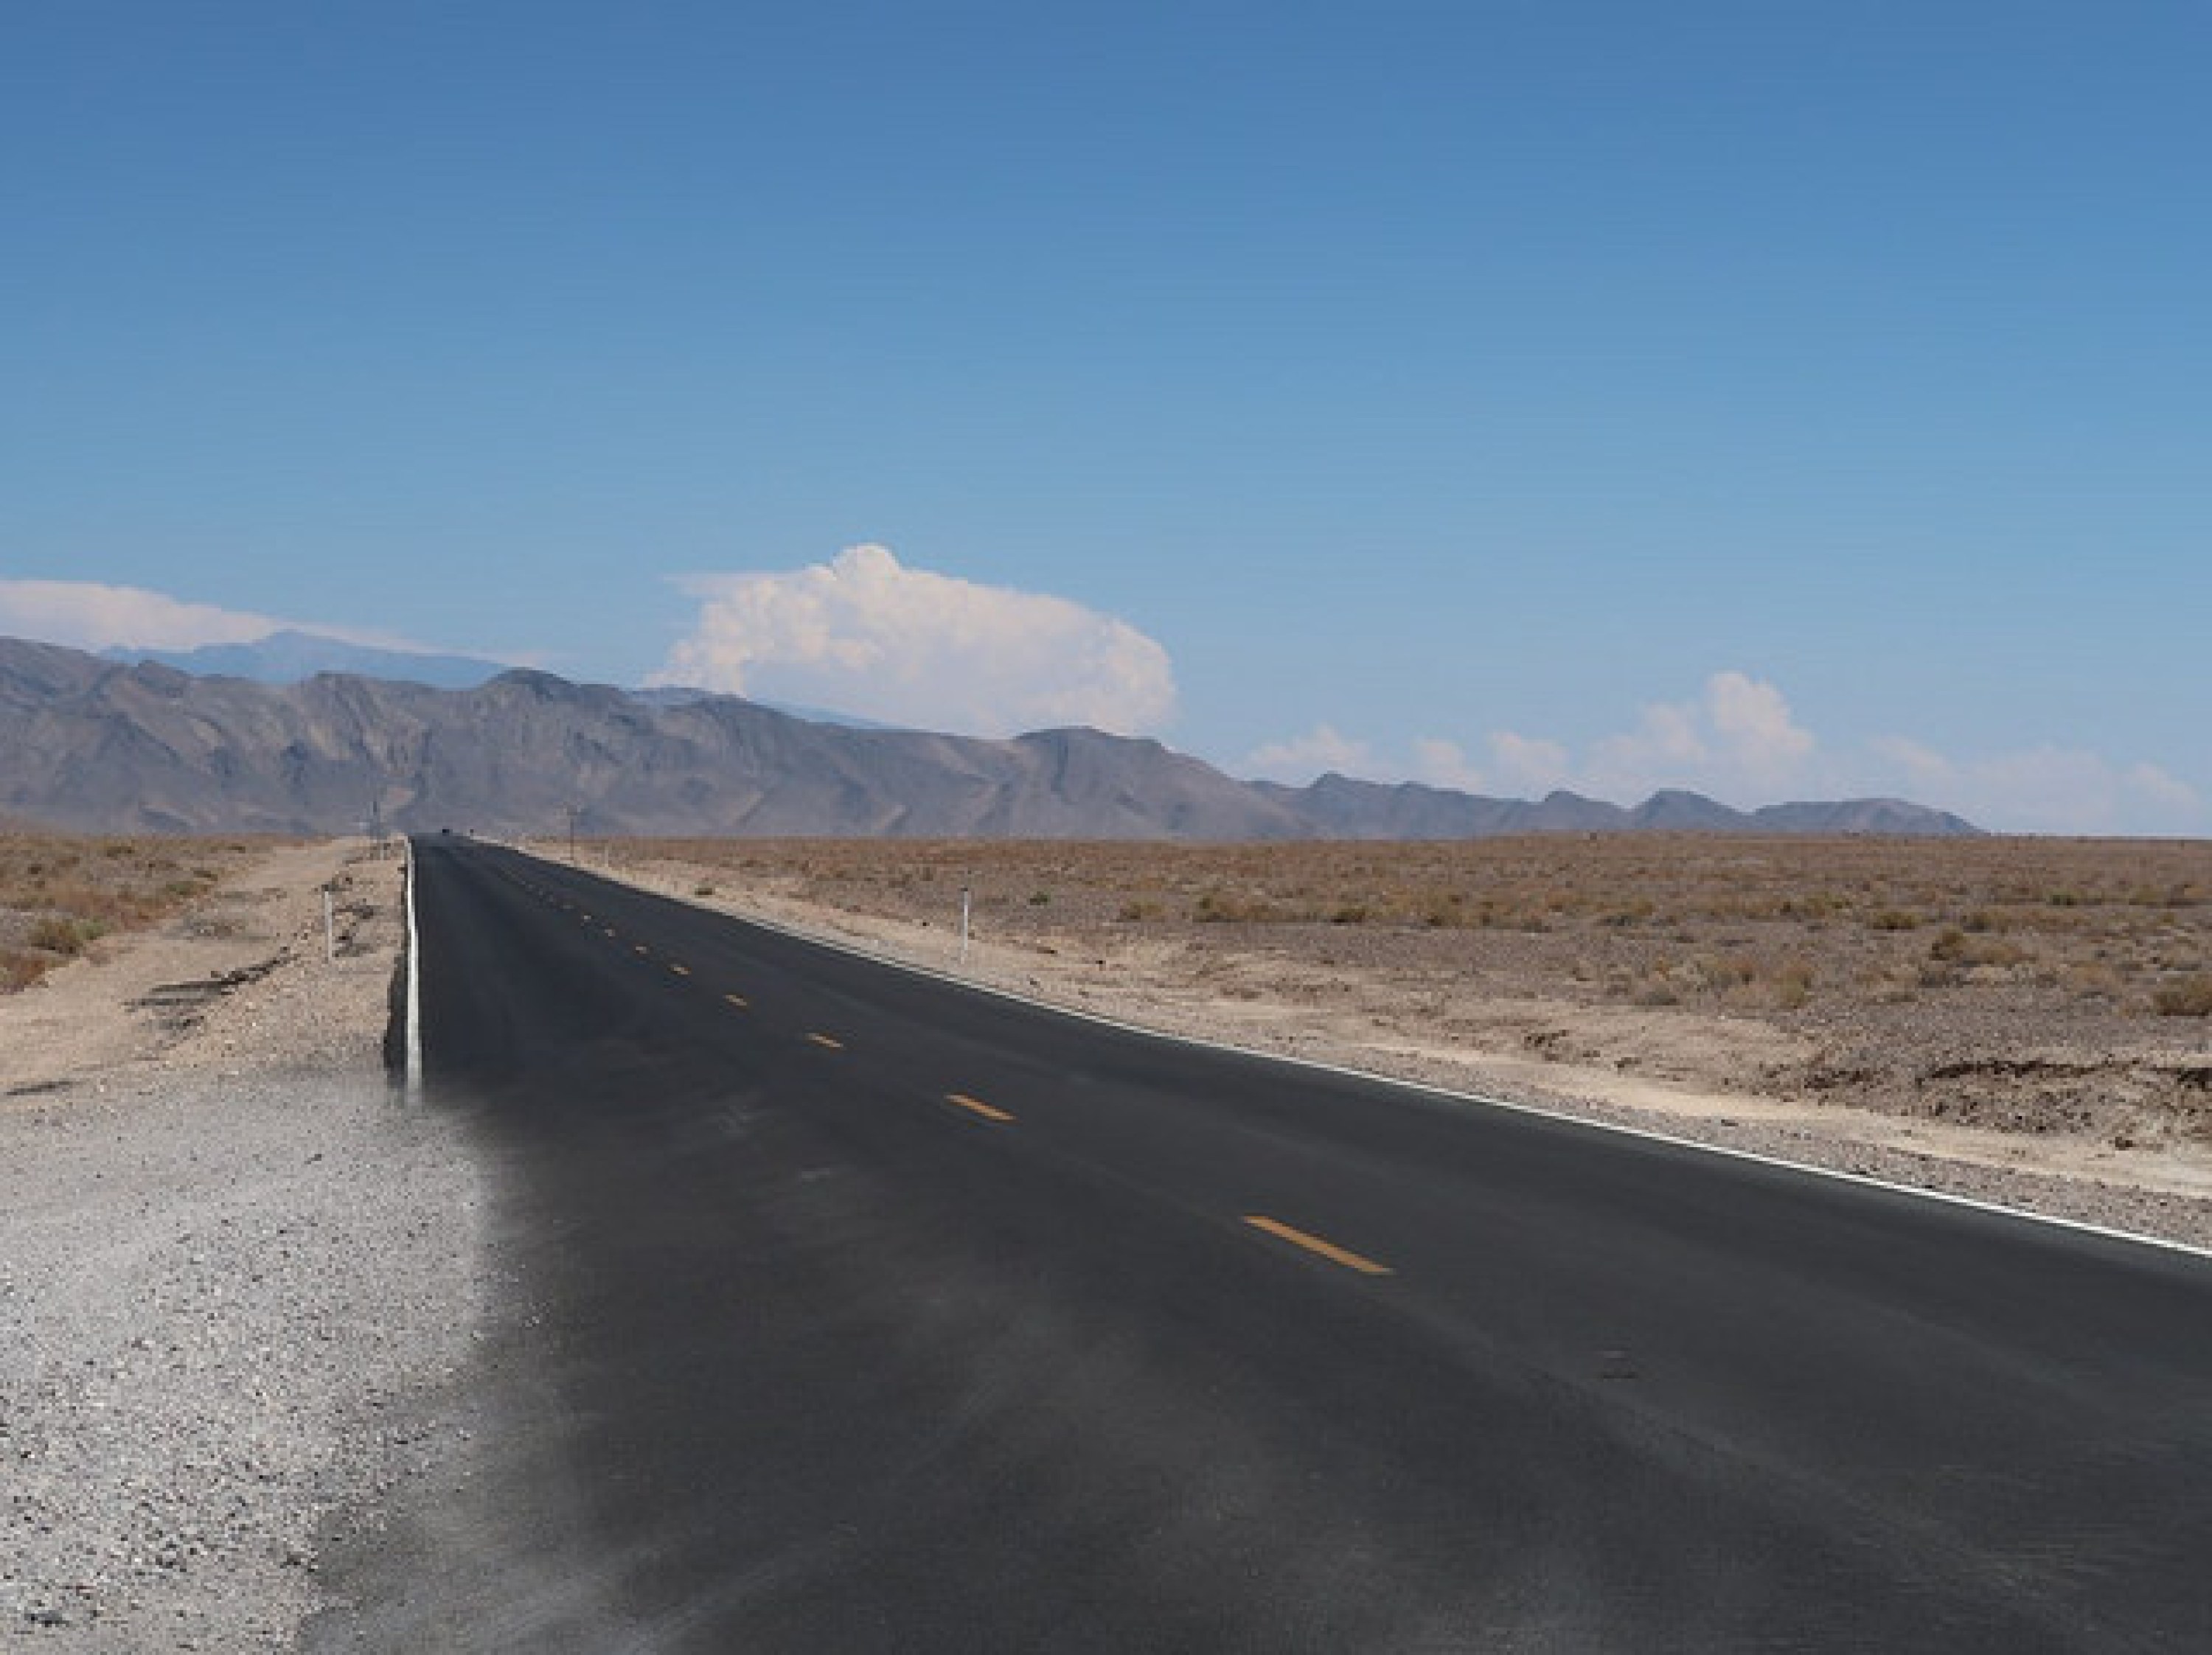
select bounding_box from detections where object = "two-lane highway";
[310,837,2212,1652]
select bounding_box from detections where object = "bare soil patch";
[0,840,400,1097]
[572,834,2212,1248]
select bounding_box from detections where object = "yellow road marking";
[807,1032,844,1051]
[1242,1215,1394,1278]
[945,1093,1014,1123]
[724,993,750,1010]
[669,964,690,977]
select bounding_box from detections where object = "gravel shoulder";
[1,841,484,1650]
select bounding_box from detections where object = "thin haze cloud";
[1253,674,1822,806]
[653,546,1178,739]
[0,580,417,655]
[1248,671,2210,837]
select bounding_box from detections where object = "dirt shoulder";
[1,840,400,1096]
[1,840,482,1651]
[567,837,2212,1253]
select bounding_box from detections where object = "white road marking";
[404,837,423,1097]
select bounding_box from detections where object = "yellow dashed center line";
[1242,1215,1394,1278]
[723,993,749,1010]
[669,964,690,977]
[807,1032,844,1051]
[945,1093,1015,1123]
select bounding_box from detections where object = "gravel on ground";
[1,842,484,1651]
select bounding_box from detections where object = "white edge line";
[404,836,423,1097]
[535,849,2212,1265]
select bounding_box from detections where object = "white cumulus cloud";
[1860,742,2208,836]
[653,545,1178,739]
[1868,734,1952,783]
[1476,674,2204,834]
[1243,677,1820,803]
[1708,669,1817,770]
[1488,731,1573,795]
[0,579,412,653]
[1411,737,1486,793]
[1243,723,1379,782]
[1237,671,2204,835]
[1580,671,1818,802]
[2124,763,2200,815]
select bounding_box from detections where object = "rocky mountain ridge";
[0,637,1981,838]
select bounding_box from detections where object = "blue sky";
[4,2,2206,834]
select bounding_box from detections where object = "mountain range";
[0,636,1981,839]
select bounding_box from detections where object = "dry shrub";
[1930,928,2031,968]
[1868,965,1922,1005]
[2152,976,2212,1018]
[1770,959,1815,1011]
[2066,962,2125,1002]
[27,915,96,955]
[0,832,271,995]
[1193,889,1262,924]
[1421,892,1468,927]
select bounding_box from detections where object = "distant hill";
[1255,773,1978,840]
[106,629,510,691]
[0,637,1981,839]
[1749,798,1984,835]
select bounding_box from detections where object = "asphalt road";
[313,837,2212,1652]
